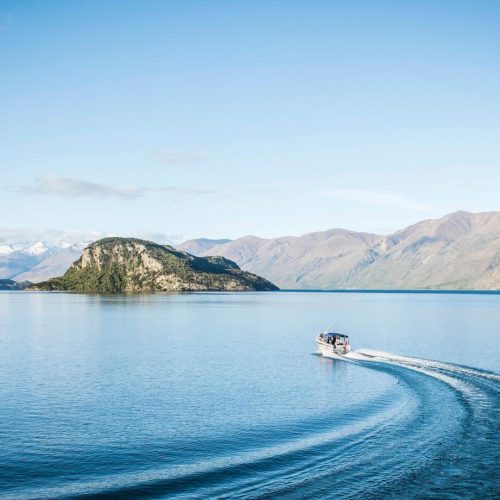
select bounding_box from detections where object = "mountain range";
[178,211,500,290]
[3,211,500,290]
[0,242,86,282]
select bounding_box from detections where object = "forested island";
[28,238,278,292]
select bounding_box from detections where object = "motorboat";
[316,331,351,356]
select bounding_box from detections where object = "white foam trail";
[342,349,498,410]
[351,350,499,381]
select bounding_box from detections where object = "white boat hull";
[317,338,351,357]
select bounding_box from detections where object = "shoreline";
[2,288,500,295]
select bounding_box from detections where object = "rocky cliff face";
[29,238,278,292]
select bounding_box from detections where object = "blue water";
[0,291,498,499]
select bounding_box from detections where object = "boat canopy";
[321,332,348,339]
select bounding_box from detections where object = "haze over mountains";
[2,211,500,290]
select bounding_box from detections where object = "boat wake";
[334,348,500,498]
[5,350,499,499]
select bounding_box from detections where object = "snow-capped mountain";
[14,243,87,283]
[0,245,15,256]
[0,241,85,280]
[23,241,54,256]
[0,228,176,283]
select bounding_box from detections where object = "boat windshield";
[320,333,349,342]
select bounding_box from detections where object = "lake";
[0,291,498,498]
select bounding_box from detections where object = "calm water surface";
[0,291,498,498]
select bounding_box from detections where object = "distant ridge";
[178,211,500,290]
[0,241,61,279]
[14,244,85,283]
[0,279,32,291]
[175,238,232,256]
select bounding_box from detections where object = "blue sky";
[1,1,499,242]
